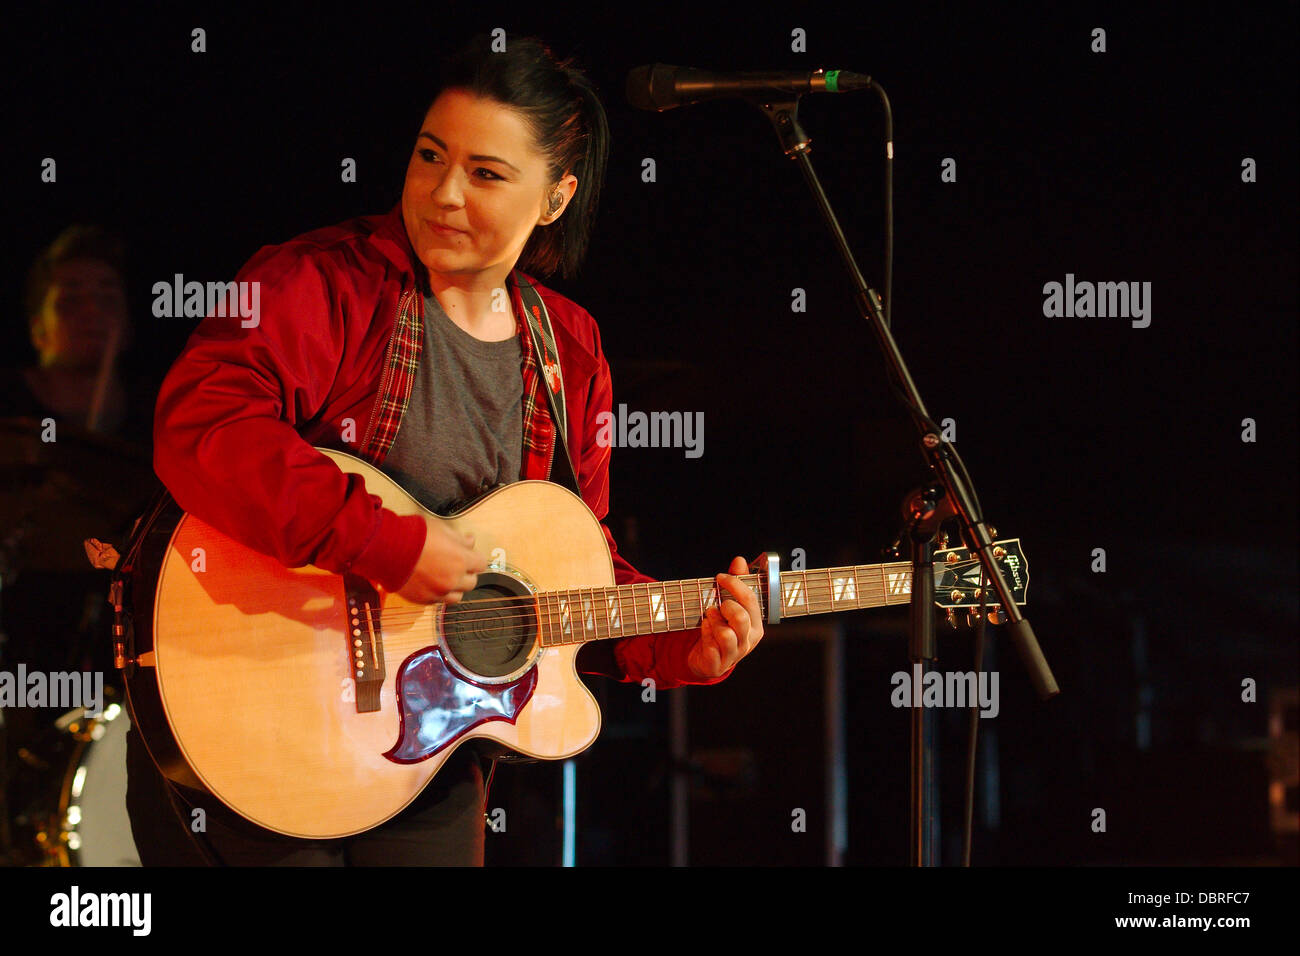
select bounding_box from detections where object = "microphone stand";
[752,93,1060,866]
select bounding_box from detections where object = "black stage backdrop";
[3,1,1295,880]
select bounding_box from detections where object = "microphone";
[626,63,872,111]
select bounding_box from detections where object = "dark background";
[5,4,1295,865]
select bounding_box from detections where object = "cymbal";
[0,417,156,574]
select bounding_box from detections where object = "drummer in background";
[0,226,157,865]
[1,227,152,744]
[3,225,148,441]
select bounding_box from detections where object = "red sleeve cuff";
[611,632,736,689]
[347,508,427,591]
[659,631,735,687]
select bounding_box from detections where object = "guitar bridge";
[343,574,386,713]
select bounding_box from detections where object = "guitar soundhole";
[440,572,538,680]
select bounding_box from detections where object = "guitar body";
[126,449,613,839]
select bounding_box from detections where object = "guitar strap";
[511,270,580,498]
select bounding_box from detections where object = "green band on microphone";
[825,70,840,92]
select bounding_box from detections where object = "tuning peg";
[945,608,958,629]
[935,530,949,550]
[987,526,998,539]
[987,608,1007,625]
[883,537,902,558]
[966,608,982,628]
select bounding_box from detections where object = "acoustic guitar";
[123,448,1028,839]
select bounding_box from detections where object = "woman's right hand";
[395,515,488,604]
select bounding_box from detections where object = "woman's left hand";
[687,555,765,680]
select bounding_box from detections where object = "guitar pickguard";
[385,647,538,763]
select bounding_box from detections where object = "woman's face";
[401,89,574,282]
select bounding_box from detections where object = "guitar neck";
[536,562,914,647]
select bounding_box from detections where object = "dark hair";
[25,224,126,320]
[425,34,609,279]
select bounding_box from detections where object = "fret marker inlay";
[649,588,665,625]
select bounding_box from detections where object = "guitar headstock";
[932,538,1028,610]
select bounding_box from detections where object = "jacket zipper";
[359,286,415,458]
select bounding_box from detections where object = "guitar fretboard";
[536,562,914,645]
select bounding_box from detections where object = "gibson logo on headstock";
[1002,554,1022,589]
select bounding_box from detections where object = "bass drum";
[56,704,140,866]
[10,701,140,866]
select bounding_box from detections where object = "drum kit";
[1,417,155,867]
[4,698,138,866]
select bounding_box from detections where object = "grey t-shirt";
[382,292,523,514]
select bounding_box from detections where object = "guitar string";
[352,553,984,630]
[341,574,994,655]
[360,576,908,631]
[341,557,991,645]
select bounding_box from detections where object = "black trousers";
[125,727,487,865]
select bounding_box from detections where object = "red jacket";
[153,204,731,689]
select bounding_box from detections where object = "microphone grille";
[626,63,679,111]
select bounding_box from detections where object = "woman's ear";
[540,173,579,224]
